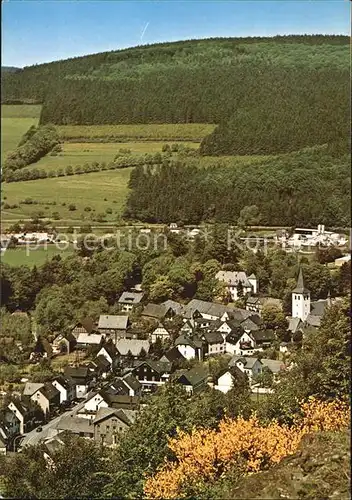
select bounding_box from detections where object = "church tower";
[292,268,310,321]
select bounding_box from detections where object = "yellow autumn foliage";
[144,398,350,499]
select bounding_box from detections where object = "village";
[0,265,342,455]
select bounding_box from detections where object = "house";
[23,382,45,398]
[246,297,283,314]
[260,358,286,379]
[51,375,76,404]
[115,338,150,359]
[150,323,171,343]
[142,303,176,321]
[130,360,172,390]
[174,365,209,395]
[0,409,21,451]
[30,336,53,361]
[215,271,258,301]
[118,291,144,312]
[122,373,142,396]
[30,383,60,416]
[55,415,94,439]
[228,355,263,383]
[180,320,194,335]
[250,330,276,350]
[93,407,134,446]
[226,330,254,356]
[71,318,96,340]
[89,355,112,378]
[182,299,252,322]
[202,331,225,356]
[76,333,103,350]
[52,332,77,355]
[7,400,41,434]
[97,342,118,365]
[175,334,203,360]
[161,300,184,316]
[214,366,248,394]
[159,346,185,366]
[77,390,140,419]
[98,315,129,342]
[64,366,94,399]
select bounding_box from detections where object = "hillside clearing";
[1,104,42,160]
[1,245,74,268]
[2,169,132,222]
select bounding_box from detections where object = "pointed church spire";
[292,267,310,294]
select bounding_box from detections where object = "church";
[288,268,334,336]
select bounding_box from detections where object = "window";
[106,425,110,430]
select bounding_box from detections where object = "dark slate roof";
[103,379,130,396]
[118,291,144,304]
[133,359,172,375]
[159,346,185,363]
[93,407,132,426]
[240,318,260,331]
[310,300,327,317]
[72,317,95,334]
[122,373,142,391]
[215,365,247,384]
[100,342,118,358]
[53,375,76,389]
[142,303,167,319]
[95,355,111,370]
[39,382,60,401]
[203,331,224,344]
[174,365,209,387]
[64,366,90,380]
[246,296,260,305]
[161,300,184,316]
[251,330,276,342]
[292,268,310,294]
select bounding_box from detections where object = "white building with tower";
[291,268,310,322]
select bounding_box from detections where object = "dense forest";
[2,36,349,155]
[124,148,351,227]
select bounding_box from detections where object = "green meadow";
[1,104,41,160]
[1,245,74,268]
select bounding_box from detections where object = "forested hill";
[2,35,349,155]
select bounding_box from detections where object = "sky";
[2,0,350,68]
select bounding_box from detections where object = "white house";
[226,331,255,355]
[214,367,247,394]
[96,343,118,365]
[229,355,262,383]
[175,334,203,360]
[51,376,76,404]
[215,271,258,301]
[150,323,171,343]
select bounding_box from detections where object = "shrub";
[84,206,92,212]
[52,212,61,220]
[68,204,76,211]
[106,207,113,214]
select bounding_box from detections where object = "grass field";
[2,168,132,222]
[1,245,74,267]
[25,141,199,173]
[57,123,216,141]
[1,104,42,160]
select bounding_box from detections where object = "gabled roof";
[203,331,224,345]
[38,382,60,401]
[215,365,247,383]
[33,336,53,357]
[175,333,198,349]
[118,291,144,305]
[142,303,167,319]
[174,365,209,387]
[98,315,129,330]
[159,346,185,363]
[305,314,321,328]
[103,379,130,396]
[94,354,111,370]
[115,338,150,357]
[260,358,286,374]
[93,407,132,426]
[72,317,95,334]
[241,318,260,332]
[216,270,252,288]
[23,382,44,397]
[161,300,184,316]
[122,373,142,391]
[132,359,172,375]
[287,317,303,333]
[76,333,102,345]
[292,268,310,294]
[64,366,90,380]
[99,342,118,359]
[251,330,276,342]
[310,300,328,317]
[229,355,261,369]
[52,375,76,389]
[246,296,260,305]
